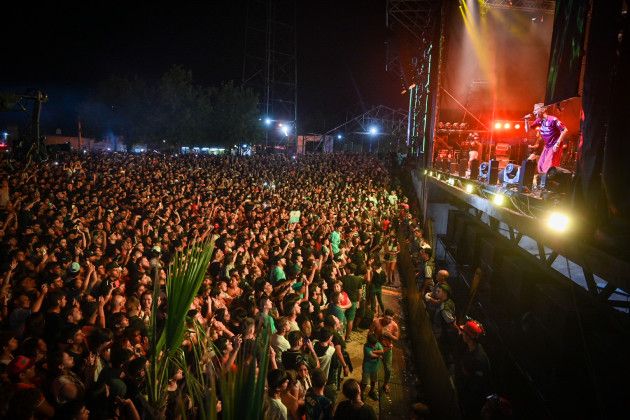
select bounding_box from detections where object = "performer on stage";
[524,103,568,174]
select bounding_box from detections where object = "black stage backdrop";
[545,0,588,104]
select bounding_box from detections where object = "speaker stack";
[479,160,499,184]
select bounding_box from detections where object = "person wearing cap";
[525,103,568,174]
[456,319,492,418]
[7,355,56,417]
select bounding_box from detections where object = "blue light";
[264,118,272,126]
[337,134,342,140]
[369,126,378,135]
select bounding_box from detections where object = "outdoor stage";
[416,167,630,304]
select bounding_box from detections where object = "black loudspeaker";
[446,210,465,245]
[458,159,468,177]
[479,160,499,184]
[459,222,490,268]
[518,159,536,191]
[542,166,573,194]
[450,162,459,174]
[469,159,479,179]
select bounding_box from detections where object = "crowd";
[0,152,418,420]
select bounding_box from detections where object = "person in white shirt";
[313,327,336,380]
[271,317,291,368]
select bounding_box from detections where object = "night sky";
[0,1,405,134]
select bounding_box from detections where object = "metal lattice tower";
[386,0,442,158]
[482,0,556,14]
[242,0,297,147]
[315,105,408,153]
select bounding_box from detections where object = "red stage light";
[494,122,502,129]
[515,123,521,129]
[503,122,511,129]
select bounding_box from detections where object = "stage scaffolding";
[242,0,298,149]
[386,0,442,160]
[313,105,408,154]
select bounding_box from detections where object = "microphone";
[523,114,533,119]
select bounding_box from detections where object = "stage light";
[503,122,511,129]
[429,171,433,177]
[436,173,442,180]
[423,169,428,175]
[281,126,289,136]
[369,126,378,135]
[515,123,521,129]
[337,134,342,140]
[494,122,502,130]
[465,184,474,194]
[547,211,570,233]
[447,178,455,186]
[493,193,505,206]
[264,118,272,126]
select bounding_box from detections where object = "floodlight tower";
[242,0,298,151]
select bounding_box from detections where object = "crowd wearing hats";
[0,152,417,419]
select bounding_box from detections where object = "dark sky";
[0,1,405,134]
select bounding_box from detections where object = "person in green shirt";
[270,256,287,286]
[367,256,386,316]
[340,264,364,342]
[361,332,385,401]
[329,225,341,256]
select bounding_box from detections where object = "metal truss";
[387,1,442,157]
[242,0,297,146]
[482,0,556,15]
[313,105,408,153]
[387,0,441,42]
[426,173,630,311]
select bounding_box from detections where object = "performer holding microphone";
[524,103,568,174]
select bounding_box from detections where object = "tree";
[79,67,262,149]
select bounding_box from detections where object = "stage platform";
[418,169,630,302]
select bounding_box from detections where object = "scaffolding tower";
[242,0,298,149]
[386,0,442,160]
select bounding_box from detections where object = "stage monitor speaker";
[458,159,468,177]
[449,162,459,174]
[469,159,479,179]
[518,159,536,191]
[541,166,573,194]
[479,160,499,184]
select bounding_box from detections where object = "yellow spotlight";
[423,169,428,175]
[494,122,502,130]
[465,184,474,194]
[515,123,521,129]
[436,173,442,180]
[493,193,505,206]
[504,122,511,129]
[547,211,570,233]
[447,178,455,186]
[429,171,433,177]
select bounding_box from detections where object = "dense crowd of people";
[0,152,421,419]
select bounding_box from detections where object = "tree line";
[79,65,263,148]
